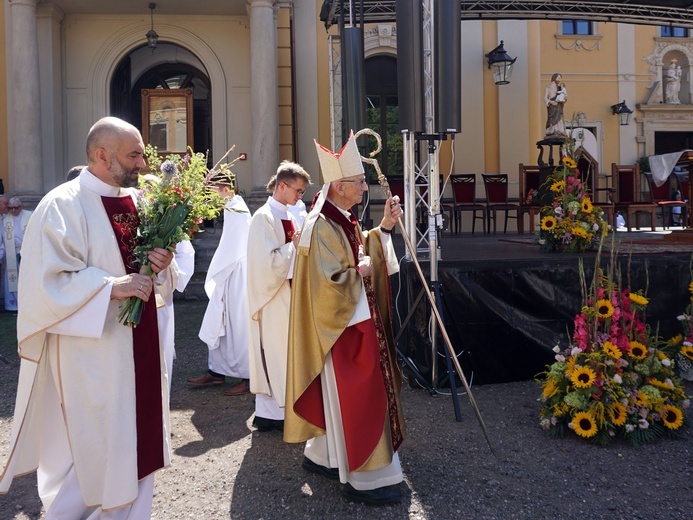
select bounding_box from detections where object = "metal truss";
[336,1,693,27]
[328,35,343,151]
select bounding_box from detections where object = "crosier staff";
[354,127,495,456]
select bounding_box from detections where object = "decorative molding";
[364,24,396,56]
[555,35,601,52]
[643,42,693,104]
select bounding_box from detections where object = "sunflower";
[629,292,649,306]
[541,216,557,231]
[628,341,648,360]
[572,411,598,438]
[689,281,693,294]
[648,378,673,390]
[602,340,622,359]
[681,345,693,361]
[608,402,627,426]
[661,404,684,430]
[565,355,577,376]
[571,226,590,239]
[634,391,649,407]
[571,366,597,388]
[542,379,559,398]
[667,334,683,347]
[581,198,593,213]
[595,299,614,319]
[562,157,577,169]
[550,180,565,193]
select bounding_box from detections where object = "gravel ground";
[1,300,692,519]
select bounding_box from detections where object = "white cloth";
[649,150,691,187]
[0,209,32,309]
[198,195,251,378]
[0,169,172,511]
[157,239,195,393]
[247,197,298,412]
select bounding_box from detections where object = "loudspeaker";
[396,0,424,133]
[342,26,366,135]
[434,0,461,134]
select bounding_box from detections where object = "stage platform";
[390,229,693,386]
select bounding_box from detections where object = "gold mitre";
[314,131,364,183]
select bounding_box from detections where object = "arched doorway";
[110,44,212,157]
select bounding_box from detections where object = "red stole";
[101,196,164,480]
[296,201,402,471]
[281,218,296,244]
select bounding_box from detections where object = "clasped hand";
[111,247,174,301]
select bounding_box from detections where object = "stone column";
[247,0,279,202]
[9,0,43,197]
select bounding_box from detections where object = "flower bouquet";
[537,259,689,446]
[538,138,608,252]
[665,280,693,381]
[117,145,235,327]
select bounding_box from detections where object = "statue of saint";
[665,59,682,105]
[545,73,567,136]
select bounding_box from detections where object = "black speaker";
[342,26,366,136]
[434,0,461,134]
[396,0,424,133]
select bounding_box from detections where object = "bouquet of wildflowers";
[117,145,236,327]
[665,277,693,381]
[538,258,689,446]
[538,137,608,252]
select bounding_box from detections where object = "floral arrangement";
[117,145,236,327]
[525,187,537,206]
[665,279,693,382]
[538,260,690,446]
[538,139,608,252]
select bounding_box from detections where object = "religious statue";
[544,73,567,136]
[664,59,682,105]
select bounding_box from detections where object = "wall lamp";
[611,100,633,126]
[485,41,517,85]
[146,3,159,49]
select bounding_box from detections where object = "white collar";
[326,197,352,219]
[79,168,125,197]
[269,196,288,212]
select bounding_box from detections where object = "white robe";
[0,170,171,512]
[0,209,32,310]
[247,197,297,407]
[198,195,251,378]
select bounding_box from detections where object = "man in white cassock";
[0,117,174,519]
[0,197,32,311]
[191,175,252,396]
[247,161,311,431]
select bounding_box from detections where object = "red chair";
[518,164,541,234]
[612,163,656,231]
[482,174,521,234]
[644,173,688,229]
[450,174,486,234]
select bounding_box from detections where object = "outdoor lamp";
[146,3,159,49]
[611,100,633,126]
[485,41,517,85]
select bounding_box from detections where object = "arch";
[89,22,228,160]
[364,24,397,58]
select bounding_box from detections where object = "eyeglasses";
[7,206,20,210]
[282,182,305,196]
[341,179,367,187]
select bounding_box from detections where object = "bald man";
[0,117,175,519]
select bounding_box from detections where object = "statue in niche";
[544,73,568,136]
[664,59,682,105]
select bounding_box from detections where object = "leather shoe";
[252,416,284,432]
[342,483,401,506]
[301,456,339,481]
[186,372,224,386]
[224,379,250,396]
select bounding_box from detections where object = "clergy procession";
[0,117,406,517]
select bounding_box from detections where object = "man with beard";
[0,117,174,518]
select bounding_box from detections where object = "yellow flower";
[542,379,559,398]
[581,199,593,213]
[661,404,684,430]
[563,157,577,169]
[565,355,577,376]
[550,180,565,193]
[657,350,670,362]
[628,341,648,360]
[648,378,674,390]
[596,299,614,319]
[634,391,649,407]
[681,345,693,361]
[571,366,597,389]
[572,411,598,438]
[608,402,627,426]
[689,281,693,294]
[603,341,622,359]
[667,334,683,347]
[541,216,557,231]
[629,292,649,306]
[571,226,589,239]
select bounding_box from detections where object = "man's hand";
[148,247,174,274]
[111,274,154,301]
[291,229,301,247]
[381,195,402,231]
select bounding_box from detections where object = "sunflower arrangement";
[538,139,608,252]
[664,279,693,381]
[537,261,690,446]
[117,145,235,327]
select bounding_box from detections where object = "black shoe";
[302,456,340,481]
[252,416,284,432]
[342,482,401,506]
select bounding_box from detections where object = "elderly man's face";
[108,130,146,188]
[339,174,368,207]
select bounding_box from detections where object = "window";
[661,26,689,38]
[562,20,593,36]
